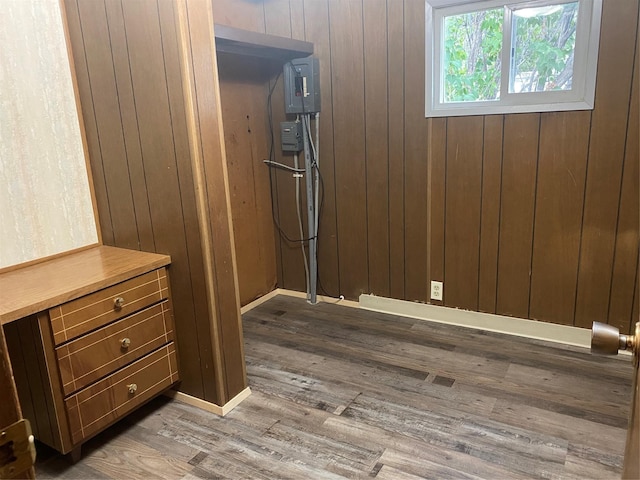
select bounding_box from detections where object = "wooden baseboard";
[241,288,359,313]
[240,290,281,314]
[359,294,593,349]
[165,387,251,416]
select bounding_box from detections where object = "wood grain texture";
[0,246,169,325]
[66,344,178,445]
[65,0,217,399]
[428,118,447,307]
[35,295,633,479]
[328,0,369,299]
[403,0,429,302]
[56,301,174,396]
[210,0,265,34]
[387,0,405,300]
[574,0,639,329]
[529,111,590,325]
[364,0,390,298]
[444,116,483,310]
[156,0,217,400]
[176,0,247,402]
[496,113,540,319]
[63,0,114,246]
[262,6,306,294]
[218,56,278,306]
[478,115,503,314]
[74,0,138,251]
[4,318,55,449]
[0,321,35,479]
[303,0,341,298]
[102,0,155,253]
[608,37,639,334]
[49,269,168,345]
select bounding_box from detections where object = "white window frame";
[425,0,603,117]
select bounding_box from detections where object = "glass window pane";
[443,8,503,103]
[510,2,579,93]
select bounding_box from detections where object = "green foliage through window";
[444,9,503,102]
[442,2,579,103]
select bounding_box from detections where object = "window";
[425,0,602,117]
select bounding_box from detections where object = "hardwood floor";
[35,294,633,479]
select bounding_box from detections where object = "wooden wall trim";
[174,0,246,404]
[174,0,225,402]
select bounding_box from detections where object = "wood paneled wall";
[213,0,639,334]
[217,55,279,306]
[64,0,246,405]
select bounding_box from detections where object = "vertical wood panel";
[262,4,306,293]
[120,0,214,399]
[104,0,155,253]
[387,0,405,299]
[444,116,483,310]
[363,0,390,297]
[403,0,429,302]
[260,4,287,290]
[478,115,503,313]
[496,113,540,319]
[329,0,368,299]
[608,39,639,335]
[218,57,278,305]
[574,0,639,328]
[63,0,114,246]
[428,118,446,306]
[263,0,291,37]
[210,0,266,33]
[289,0,306,40]
[76,0,138,250]
[303,0,341,297]
[529,111,590,325]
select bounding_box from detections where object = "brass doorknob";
[591,322,639,356]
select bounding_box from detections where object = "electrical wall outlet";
[430,281,443,301]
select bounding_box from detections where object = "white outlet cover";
[430,281,443,301]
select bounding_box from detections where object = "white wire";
[262,160,305,173]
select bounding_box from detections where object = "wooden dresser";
[0,246,179,459]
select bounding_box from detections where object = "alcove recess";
[214,24,313,306]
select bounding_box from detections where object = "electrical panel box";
[280,121,304,152]
[284,57,321,114]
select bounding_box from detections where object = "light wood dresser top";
[0,246,171,325]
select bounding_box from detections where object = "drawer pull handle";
[127,383,137,394]
[120,337,131,349]
[113,297,125,310]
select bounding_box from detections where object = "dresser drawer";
[65,344,178,444]
[49,268,169,345]
[56,301,174,396]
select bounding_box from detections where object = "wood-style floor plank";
[35,295,632,479]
